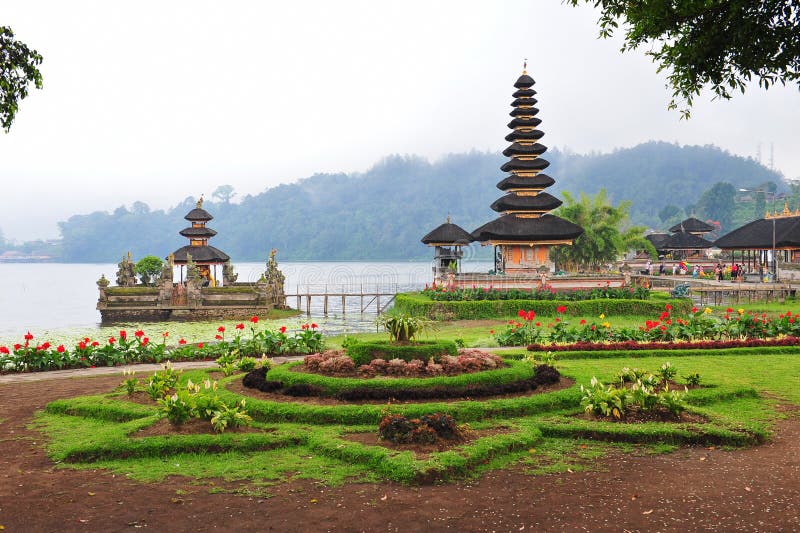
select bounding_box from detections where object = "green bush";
[394,293,692,320]
[345,340,458,366]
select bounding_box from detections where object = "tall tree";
[550,189,655,270]
[0,27,43,132]
[212,185,236,203]
[567,1,800,117]
[694,182,737,231]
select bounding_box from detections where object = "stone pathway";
[0,356,305,384]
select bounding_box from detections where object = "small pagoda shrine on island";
[172,198,231,286]
[471,68,583,274]
[96,197,287,323]
[420,216,473,282]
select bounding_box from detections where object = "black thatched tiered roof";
[172,245,230,263]
[715,216,800,249]
[669,217,714,234]
[171,198,230,264]
[645,232,671,250]
[660,232,714,250]
[421,219,473,246]
[471,69,583,245]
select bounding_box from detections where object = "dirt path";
[0,374,798,532]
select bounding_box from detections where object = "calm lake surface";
[0,261,491,345]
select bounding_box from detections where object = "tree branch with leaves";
[567,0,800,117]
[0,26,43,132]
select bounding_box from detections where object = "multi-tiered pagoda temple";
[172,198,230,285]
[472,67,583,274]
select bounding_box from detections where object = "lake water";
[0,261,491,345]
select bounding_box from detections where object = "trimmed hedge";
[345,340,458,366]
[519,345,800,361]
[394,292,692,320]
[266,359,535,396]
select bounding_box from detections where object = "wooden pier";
[283,285,399,316]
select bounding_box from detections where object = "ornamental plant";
[377,313,431,343]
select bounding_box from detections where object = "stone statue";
[264,248,286,306]
[116,252,136,287]
[161,253,174,283]
[223,260,238,285]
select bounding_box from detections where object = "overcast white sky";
[2,0,798,241]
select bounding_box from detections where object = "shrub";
[283,383,324,397]
[533,364,560,385]
[158,392,193,425]
[376,313,432,342]
[318,355,356,374]
[210,399,253,433]
[378,412,462,444]
[241,367,283,393]
[345,340,458,366]
[237,357,257,373]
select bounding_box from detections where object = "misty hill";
[55,142,782,262]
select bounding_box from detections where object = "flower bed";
[0,318,324,373]
[496,305,800,347]
[242,358,546,400]
[528,336,800,353]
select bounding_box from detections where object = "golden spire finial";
[522,58,527,75]
[782,201,791,216]
[446,214,451,224]
[196,195,204,209]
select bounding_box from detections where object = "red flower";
[250,316,259,323]
[660,325,667,331]
[198,342,204,348]
[57,345,65,353]
[526,310,536,321]
[590,325,596,331]
[311,323,318,329]
[217,326,225,333]
[0,346,9,354]
[579,319,586,325]
[515,322,522,328]
[91,341,99,347]
[235,323,245,330]
[790,318,795,324]
[556,305,567,314]
[665,304,672,311]
[83,337,91,343]
[108,337,116,345]
[162,331,169,338]
[178,338,187,345]
[301,324,309,330]
[215,334,223,340]
[141,337,149,346]
[726,307,734,313]
[508,320,515,325]
[13,343,21,350]
[518,309,526,318]
[489,329,495,334]
[691,307,698,313]
[279,326,287,334]
[555,317,561,322]
[134,330,144,338]
[119,330,127,339]
[535,322,541,327]
[24,331,33,341]
[78,341,86,350]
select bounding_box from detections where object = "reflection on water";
[0,261,491,344]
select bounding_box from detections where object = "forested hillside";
[55,142,782,262]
